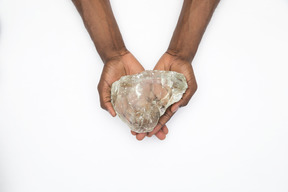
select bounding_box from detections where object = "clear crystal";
[111,70,188,133]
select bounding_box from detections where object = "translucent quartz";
[111,70,188,133]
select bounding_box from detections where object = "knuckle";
[164,113,171,120]
[159,113,172,125]
[164,110,172,119]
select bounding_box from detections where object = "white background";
[1,0,288,191]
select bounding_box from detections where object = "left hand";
[134,52,198,140]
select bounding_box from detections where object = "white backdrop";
[1,0,288,191]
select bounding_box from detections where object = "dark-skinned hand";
[97,52,144,117]
[98,52,173,141]
[133,52,198,141]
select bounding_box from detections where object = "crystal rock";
[111,70,188,133]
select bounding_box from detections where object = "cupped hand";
[97,51,144,117]
[142,52,198,140]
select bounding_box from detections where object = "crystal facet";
[111,70,188,133]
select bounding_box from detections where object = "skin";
[134,0,220,140]
[72,0,220,140]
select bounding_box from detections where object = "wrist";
[102,47,130,64]
[166,47,195,64]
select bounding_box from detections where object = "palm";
[154,53,196,85]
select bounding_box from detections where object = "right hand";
[97,51,144,117]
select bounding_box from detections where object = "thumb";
[105,102,117,117]
[98,81,117,117]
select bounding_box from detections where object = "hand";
[97,51,144,117]
[144,52,197,139]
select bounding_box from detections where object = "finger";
[148,107,174,137]
[148,123,162,137]
[162,125,169,135]
[171,103,180,113]
[136,133,147,141]
[155,130,166,140]
[131,131,137,135]
[171,80,197,112]
[147,125,165,137]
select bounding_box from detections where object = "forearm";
[168,0,220,63]
[72,0,128,63]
